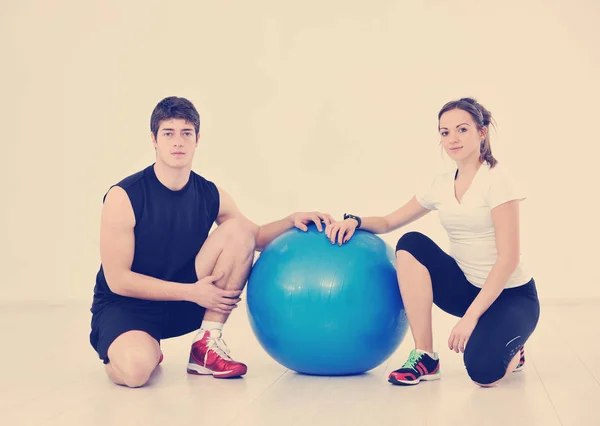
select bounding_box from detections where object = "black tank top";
[91,164,220,312]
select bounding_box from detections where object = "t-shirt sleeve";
[415,174,440,210]
[485,166,527,209]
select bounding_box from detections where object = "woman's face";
[439,108,486,163]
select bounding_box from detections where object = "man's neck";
[153,161,191,191]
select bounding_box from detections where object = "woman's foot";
[388,349,441,385]
[513,346,525,372]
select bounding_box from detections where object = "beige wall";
[1,0,599,303]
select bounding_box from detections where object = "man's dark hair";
[150,96,200,137]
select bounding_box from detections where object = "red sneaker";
[187,329,247,378]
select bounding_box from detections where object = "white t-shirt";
[415,162,532,288]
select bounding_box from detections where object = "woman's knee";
[395,232,429,267]
[464,349,506,386]
[396,231,428,252]
[467,368,503,387]
[395,231,434,262]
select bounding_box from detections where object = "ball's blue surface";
[247,225,408,375]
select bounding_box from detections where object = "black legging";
[396,231,540,384]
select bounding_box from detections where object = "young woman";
[326,98,540,387]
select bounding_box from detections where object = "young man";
[89,96,333,388]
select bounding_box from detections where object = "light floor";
[1,300,599,426]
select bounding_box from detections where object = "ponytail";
[476,102,497,167]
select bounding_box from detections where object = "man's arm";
[100,186,194,301]
[215,187,333,251]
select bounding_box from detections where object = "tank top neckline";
[148,163,193,195]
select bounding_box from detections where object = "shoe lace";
[402,350,423,370]
[204,330,233,366]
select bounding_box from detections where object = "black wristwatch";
[344,213,362,229]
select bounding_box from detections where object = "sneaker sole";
[388,374,441,386]
[186,363,247,378]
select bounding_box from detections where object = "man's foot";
[388,349,440,386]
[187,329,247,378]
[513,346,525,372]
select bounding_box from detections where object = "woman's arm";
[463,200,522,320]
[326,196,431,244]
[448,199,522,353]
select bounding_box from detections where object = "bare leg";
[104,331,161,388]
[185,219,255,377]
[396,250,434,353]
[194,219,255,324]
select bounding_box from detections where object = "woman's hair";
[438,97,497,167]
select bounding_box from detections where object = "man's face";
[151,118,199,168]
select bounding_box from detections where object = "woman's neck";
[455,157,483,179]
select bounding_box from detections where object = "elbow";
[104,270,128,296]
[497,254,519,273]
[381,217,391,234]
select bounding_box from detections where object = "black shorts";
[396,231,540,385]
[89,297,206,364]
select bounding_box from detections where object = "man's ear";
[151,132,158,149]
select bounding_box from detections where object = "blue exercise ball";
[247,224,409,375]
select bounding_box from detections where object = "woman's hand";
[448,315,478,353]
[325,219,359,245]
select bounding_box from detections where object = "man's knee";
[107,348,158,388]
[219,218,256,252]
[106,331,160,388]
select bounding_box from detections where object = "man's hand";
[290,211,335,232]
[187,272,242,314]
